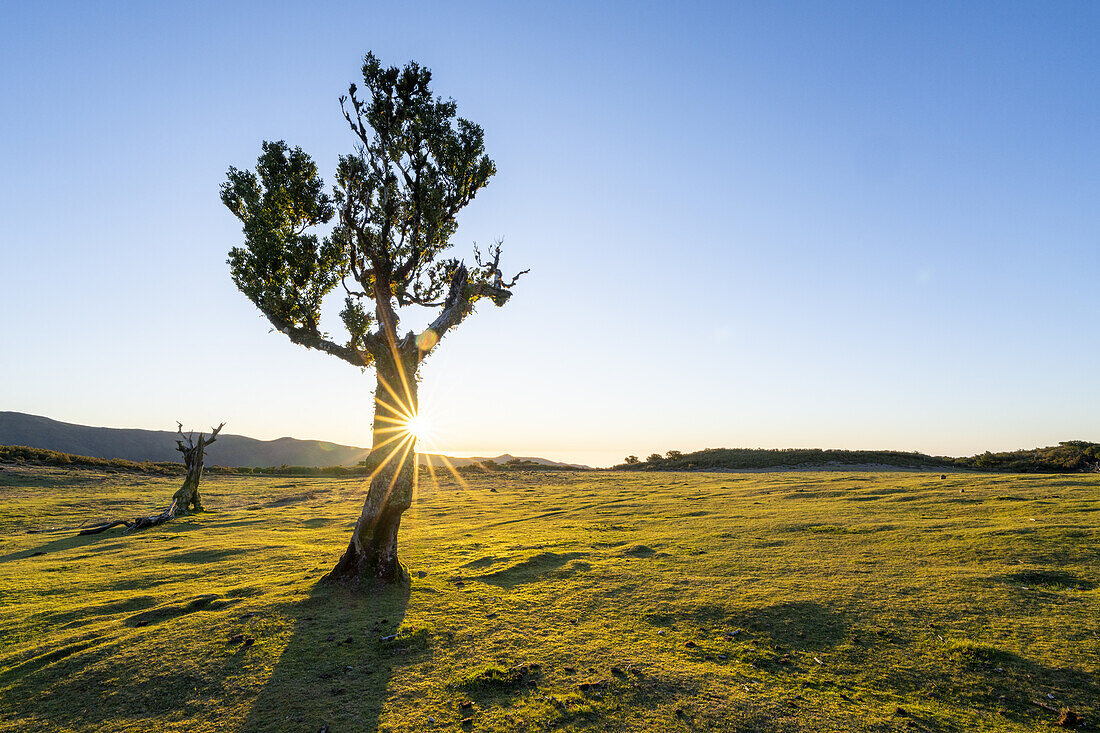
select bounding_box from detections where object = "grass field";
[0,465,1097,731]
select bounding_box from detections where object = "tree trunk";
[324,359,418,587]
[173,432,208,512]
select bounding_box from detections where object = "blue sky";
[2,1,1098,466]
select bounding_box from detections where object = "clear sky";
[2,1,1098,467]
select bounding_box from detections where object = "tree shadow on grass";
[0,531,134,564]
[736,600,849,650]
[238,579,411,732]
[879,644,1100,729]
[474,551,587,589]
[644,600,849,652]
[0,579,410,732]
[0,519,210,564]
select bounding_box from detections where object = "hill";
[418,452,589,470]
[618,447,951,472]
[0,411,372,468]
[952,440,1100,473]
[617,443,1100,473]
[0,412,589,470]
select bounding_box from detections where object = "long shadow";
[736,600,849,650]
[0,530,142,564]
[0,580,409,731]
[474,551,588,589]
[879,645,1100,729]
[0,516,211,564]
[238,579,411,732]
[643,600,849,652]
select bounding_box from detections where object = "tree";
[665,450,683,461]
[221,53,525,587]
[80,423,224,535]
[646,453,663,463]
[623,455,640,465]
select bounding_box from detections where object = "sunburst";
[401,414,434,449]
[361,358,480,522]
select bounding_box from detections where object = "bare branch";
[202,422,226,448]
[501,268,530,289]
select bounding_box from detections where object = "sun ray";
[372,415,414,426]
[390,348,417,423]
[371,424,417,435]
[423,454,439,487]
[366,433,416,484]
[374,373,415,419]
[368,436,416,529]
[373,391,414,423]
[410,445,420,526]
[434,451,472,492]
[365,429,417,456]
[379,331,418,426]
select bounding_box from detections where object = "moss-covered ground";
[0,466,1097,731]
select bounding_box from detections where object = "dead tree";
[79,422,224,535]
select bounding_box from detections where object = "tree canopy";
[221,52,525,373]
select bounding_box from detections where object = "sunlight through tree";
[221,52,525,587]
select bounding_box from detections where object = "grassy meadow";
[0,465,1097,731]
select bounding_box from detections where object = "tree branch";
[256,303,371,367]
[201,423,226,447]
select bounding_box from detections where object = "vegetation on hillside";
[1,466,1096,731]
[952,441,1100,473]
[616,448,950,472]
[0,445,182,474]
[616,442,1100,473]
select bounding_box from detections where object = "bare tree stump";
[79,422,224,535]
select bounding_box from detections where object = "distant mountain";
[0,412,371,468]
[417,453,589,469]
[0,412,588,469]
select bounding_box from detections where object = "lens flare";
[415,328,439,351]
[403,414,433,448]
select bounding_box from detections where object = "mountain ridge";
[0,412,586,469]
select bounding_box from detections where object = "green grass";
[0,465,1097,731]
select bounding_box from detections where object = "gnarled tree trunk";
[79,422,224,535]
[324,357,418,586]
[173,422,214,513]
